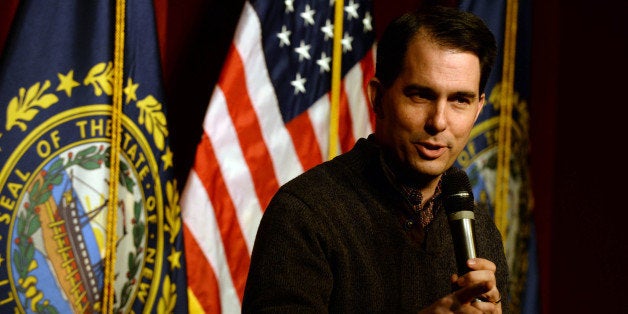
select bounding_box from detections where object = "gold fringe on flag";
[495,0,519,241]
[328,0,344,160]
[103,0,125,312]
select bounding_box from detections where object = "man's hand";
[418,258,502,313]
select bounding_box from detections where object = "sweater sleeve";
[473,204,511,314]
[242,189,333,313]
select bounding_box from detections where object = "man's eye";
[409,94,425,102]
[409,92,434,102]
[454,97,471,104]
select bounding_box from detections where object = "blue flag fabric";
[456,0,536,313]
[252,0,375,123]
[0,1,188,313]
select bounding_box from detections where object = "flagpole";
[328,0,344,160]
[495,0,519,241]
[103,0,126,312]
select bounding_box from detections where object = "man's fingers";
[453,282,493,304]
[471,297,502,312]
[451,258,501,310]
[466,258,496,272]
[474,295,502,304]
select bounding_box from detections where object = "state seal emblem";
[0,62,182,313]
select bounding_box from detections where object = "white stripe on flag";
[236,2,304,185]
[204,87,263,251]
[307,96,332,161]
[181,171,241,313]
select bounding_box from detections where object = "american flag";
[181,0,376,312]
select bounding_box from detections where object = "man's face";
[370,33,485,178]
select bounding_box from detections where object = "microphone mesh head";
[442,167,474,214]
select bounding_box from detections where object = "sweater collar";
[356,135,443,225]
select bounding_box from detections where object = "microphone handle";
[448,210,477,275]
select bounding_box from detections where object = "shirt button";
[405,220,414,229]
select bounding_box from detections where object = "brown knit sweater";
[242,137,509,313]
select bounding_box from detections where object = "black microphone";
[443,167,476,275]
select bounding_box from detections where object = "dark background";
[2,0,627,312]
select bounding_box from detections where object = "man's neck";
[379,150,442,206]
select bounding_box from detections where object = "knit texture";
[242,137,509,313]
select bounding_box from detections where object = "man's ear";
[475,92,486,122]
[368,78,384,117]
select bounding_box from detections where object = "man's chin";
[410,160,451,177]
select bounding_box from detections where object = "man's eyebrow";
[403,85,478,100]
[403,85,436,96]
[451,91,478,100]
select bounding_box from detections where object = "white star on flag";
[277,25,291,47]
[362,11,373,32]
[294,40,311,61]
[345,0,360,20]
[342,32,354,52]
[300,4,316,26]
[316,52,331,73]
[291,73,307,94]
[285,0,294,13]
[321,19,334,41]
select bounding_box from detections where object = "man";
[242,5,508,313]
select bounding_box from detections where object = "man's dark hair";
[375,5,497,93]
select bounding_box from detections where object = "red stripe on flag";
[195,133,250,301]
[218,44,280,209]
[361,48,377,128]
[184,225,221,313]
[285,112,324,171]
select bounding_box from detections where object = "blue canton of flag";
[254,0,375,122]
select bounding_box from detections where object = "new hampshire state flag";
[0,1,188,313]
[456,0,536,313]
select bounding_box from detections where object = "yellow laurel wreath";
[157,275,177,314]
[84,62,114,96]
[6,80,59,131]
[136,95,168,150]
[165,179,182,244]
